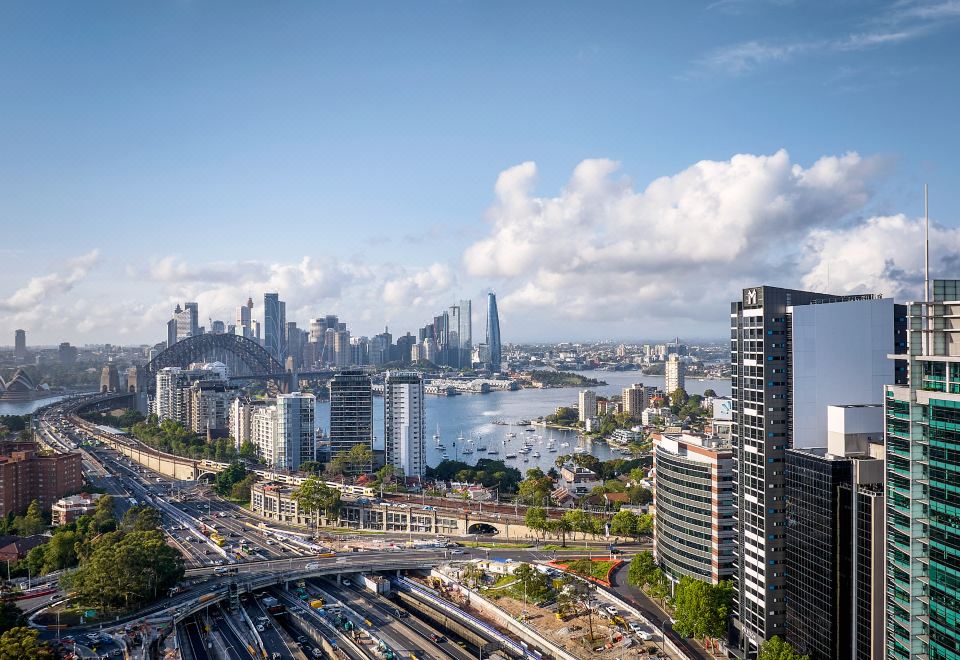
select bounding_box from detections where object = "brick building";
[0,442,83,516]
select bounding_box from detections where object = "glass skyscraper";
[263,292,285,362]
[884,279,960,660]
[486,291,501,370]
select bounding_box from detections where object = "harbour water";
[0,393,86,417]
[317,370,730,473]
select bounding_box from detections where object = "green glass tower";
[885,280,960,660]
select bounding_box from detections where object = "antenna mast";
[925,184,930,303]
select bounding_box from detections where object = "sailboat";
[434,424,445,449]
[475,434,488,452]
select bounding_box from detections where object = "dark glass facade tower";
[784,448,854,660]
[263,293,285,362]
[486,292,501,370]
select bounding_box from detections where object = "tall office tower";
[285,322,301,366]
[395,333,416,363]
[784,405,886,660]
[328,369,373,473]
[321,328,336,364]
[171,304,194,342]
[184,302,200,337]
[309,318,325,343]
[210,320,224,334]
[653,432,734,584]
[58,342,78,365]
[578,389,597,422]
[730,286,897,654]
[13,330,26,360]
[167,318,177,348]
[251,320,261,343]
[370,329,392,366]
[622,383,649,418]
[459,298,472,365]
[665,354,685,394]
[421,337,437,363]
[384,371,426,477]
[263,293,285,362]
[237,296,255,338]
[486,292,501,370]
[448,305,462,367]
[884,279,960,660]
[334,330,351,367]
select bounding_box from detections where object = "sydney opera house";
[0,368,46,402]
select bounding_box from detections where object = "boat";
[507,432,517,438]
[505,453,518,459]
[560,442,570,448]
[461,447,474,455]
[433,424,441,442]
[548,446,557,452]
[436,443,446,450]
[522,457,529,463]
[573,446,587,454]
[486,449,500,455]
[531,452,541,458]
[525,428,535,433]
[441,453,449,460]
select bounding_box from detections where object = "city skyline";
[3,2,960,344]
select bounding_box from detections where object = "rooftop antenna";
[924,184,930,303]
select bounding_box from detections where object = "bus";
[210,532,225,547]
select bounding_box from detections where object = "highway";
[319,578,476,660]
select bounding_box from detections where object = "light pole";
[660,617,668,654]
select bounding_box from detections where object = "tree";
[627,551,658,589]
[648,568,671,605]
[512,563,551,604]
[64,530,184,608]
[0,602,23,635]
[230,473,258,500]
[0,627,53,660]
[13,500,45,536]
[122,506,162,532]
[214,462,247,497]
[41,530,79,573]
[628,485,653,506]
[669,388,689,410]
[610,510,638,539]
[703,388,717,398]
[518,475,553,507]
[672,577,732,641]
[562,574,598,642]
[238,440,259,460]
[636,513,654,537]
[757,636,810,660]
[328,444,374,477]
[548,517,572,547]
[461,563,486,588]
[293,477,342,532]
[524,507,547,540]
[91,495,116,534]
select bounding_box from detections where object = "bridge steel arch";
[145,334,285,383]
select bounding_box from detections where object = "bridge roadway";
[61,550,448,635]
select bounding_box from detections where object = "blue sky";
[2,1,960,344]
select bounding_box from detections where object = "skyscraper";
[184,302,200,337]
[459,298,472,365]
[263,293,285,362]
[884,279,960,660]
[329,369,373,473]
[578,389,597,422]
[238,296,254,337]
[486,291,501,370]
[730,286,898,653]
[384,371,426,478]
[13,330,26,361]
[665,354,685,395]
[622,383,650,418]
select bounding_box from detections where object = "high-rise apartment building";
[171,303,195,343]
[187,380,239,436]
[884,279,960,660]
[665,354,685,395]
[263,293,286,362]
[329,369,373,472]
[0,443,83,515]
[578,389,597,422]
[486,292,501,370]
[622,383,650,418]
[334,330,351,367]
[653,432,734,584]
[384,371,425,478]
[13,330,26,361]
[730,286,898,653]
[784,404,886,660]
[58,342,78,365]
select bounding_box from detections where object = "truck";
[262,596,279,608]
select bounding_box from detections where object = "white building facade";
[384,371,426,477]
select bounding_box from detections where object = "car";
[450,549,464,555]
[256,624,265,632]
[430,633,446,643]
[297,636,308,644]
[311,649,322,658]
[272,654,282,660]
[342,579,351,586]
[605,606,619,617]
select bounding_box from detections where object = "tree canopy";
[672,576,732,640]
[757,636,810,660]
[0,627,53,660]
